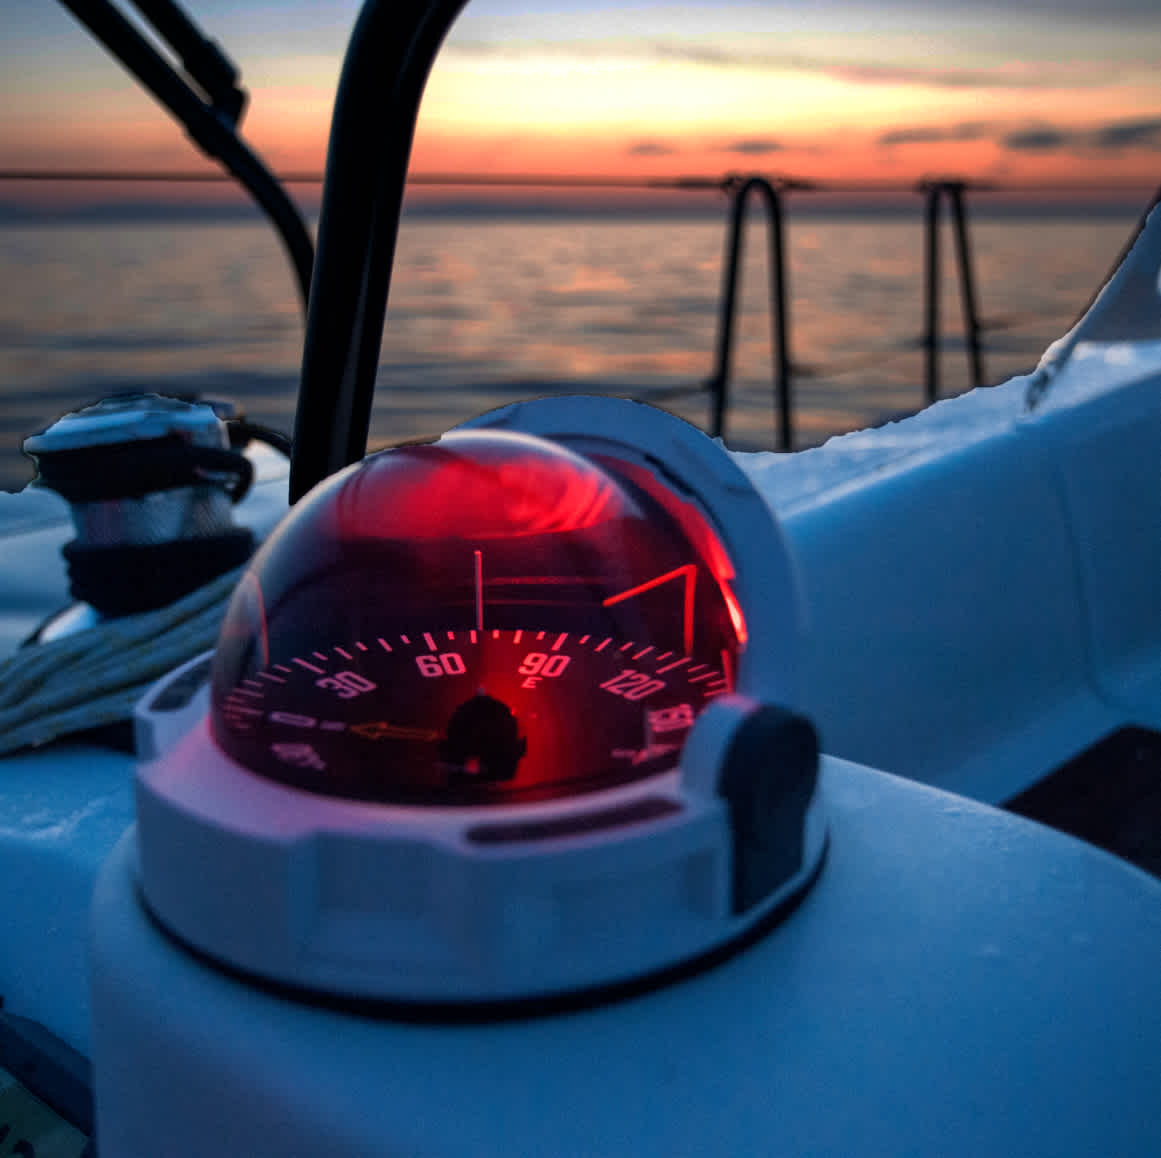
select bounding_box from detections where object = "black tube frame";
[58,0,314,309]
[921,180,985,404]
[132,0,247,124]
[289,0,470,500]
[707,177,795,451]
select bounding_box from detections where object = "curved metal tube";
[60,0,314,310]
[132,0,247,124]
[290,0,470,500]
[707,177,794,450]
[921,180,985,404]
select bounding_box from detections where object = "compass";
[210,427,741,805]
[134,397,825,1012]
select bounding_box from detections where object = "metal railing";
[922,180,986,405]
[703,175,991,449]
[705,177,798,450]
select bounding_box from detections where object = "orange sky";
[3,0,1160,203]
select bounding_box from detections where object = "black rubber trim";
[227,419,293,459]
[717,704,819,913]
[1005,725,1161,878]
[137,835,827,1026]
[63,527,253,616]
[467,797,681,845]
[32,434,253,503]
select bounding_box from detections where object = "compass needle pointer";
[474,548,484,632]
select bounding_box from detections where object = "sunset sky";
[4,0,1160,205]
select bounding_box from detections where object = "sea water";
[0,207,1140,491]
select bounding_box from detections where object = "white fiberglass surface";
[737,346,1161,517]
[734,369,1035,514]
[89,757,1161,1157]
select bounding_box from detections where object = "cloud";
[656,47,1119,92]
[871,114,1161,157]
[878,123,990,146]
[721,138,783,156]
[804,59,1031,89]
[1001,116,1161,154]
[447,38,1121,92]
[1090,117,1161,150]
[626,141,676,157]
[1002,127,1073,152]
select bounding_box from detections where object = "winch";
[23,393,255,632]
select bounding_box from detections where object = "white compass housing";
[134,397,825,1011]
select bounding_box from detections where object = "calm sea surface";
[0,208,1142,491]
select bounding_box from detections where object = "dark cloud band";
[448,38,1126,93]
[876,116,1161,155]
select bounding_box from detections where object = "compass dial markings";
[602,564,697,655]
[220,629,733,804]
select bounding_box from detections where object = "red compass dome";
[210,429,744,805]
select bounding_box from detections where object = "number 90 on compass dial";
[210,430,745,805]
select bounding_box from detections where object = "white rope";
[0,567,243,756]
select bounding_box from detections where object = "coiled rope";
[0,566,241,757]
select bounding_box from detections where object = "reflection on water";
[0,210,1140,490]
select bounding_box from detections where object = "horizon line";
[1,169,1157,197]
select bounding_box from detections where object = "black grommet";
[717,705,820,913]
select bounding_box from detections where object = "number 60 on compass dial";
[211,429,747,806]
